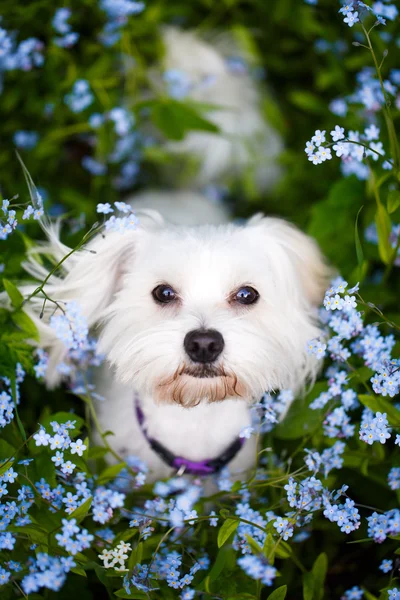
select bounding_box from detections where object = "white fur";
[20,211,329,480]
[160,27,283,190]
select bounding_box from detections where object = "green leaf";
[311,553,328,600]
[0,458,14,477]
[263,533,275,562]
[10,524,48,545]
[303,571,314,600]
[289,91,326,114]
[375,202,392,264]
[362,590,379,600]
[244,534,263,555]
[217,518,239,548]
[98,462,126,484]
[275,382,325,439]
[88,445,109,459]
[69,496,92,523]
[151,100,219,141]
[354,206,364,274]
[358,394,400,427]
[0,440,16,461]
[114,591,147,599]
[308,178,367,275]
[302,553,328,600]
[128,542,143,571]
[11,310,39,341]
[275,540,292,559]
[70,566,87,577]
[267,585,287,600]
[387,190,400,214]
[3,279,23,308]
[208,547,233,582]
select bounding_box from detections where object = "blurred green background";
[1,0,398,283]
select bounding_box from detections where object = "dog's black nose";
[184,329,224,364]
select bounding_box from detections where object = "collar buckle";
[176,464,187,477]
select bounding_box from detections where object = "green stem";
[383,231,400,283]
[79,389,123,466]
[23,222,100,309]
[362,24,400,171]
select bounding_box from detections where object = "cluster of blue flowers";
[96,200,140,232]
[305,124,391,180]
[0,3,148,195]
[64,80,94,114]
[49,301,89,352]
[52,8,79,48]
[99,0,145,47]
[305,276,400,452]
[359,409,391,444]
[367,509,400,543]
[56,518,94,555]
[305,1,400,182]
[0,26,43,74]
[21,553,76,594]
[388,467,400,491]
[33,419,86,477]
[338,1,398,28]
[0,195,44,241]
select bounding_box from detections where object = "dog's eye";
[152,284,177,304]
[233,286,259,305]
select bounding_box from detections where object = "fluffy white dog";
[18,29,327,481]
[22,211,329,481]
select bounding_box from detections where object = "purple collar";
[135,397,245,476]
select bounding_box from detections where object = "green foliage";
[0,1,400,599]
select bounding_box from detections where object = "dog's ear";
[22,226,140,386]
[247,214,331,307]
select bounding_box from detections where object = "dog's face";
[78,216,329,407]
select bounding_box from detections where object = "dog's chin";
[154,364,247,407]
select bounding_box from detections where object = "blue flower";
[52,8,72,34]
[343,11,359,26]
[0,567,11,585]
[379,558,393,573]
[65,80,93,113]
[82,157,107,176]
[96,203,113,214]
[388,467,400,490]
[331,125,345,141]
[372,2,398,21]
[342,586,363,599]
[339,4,354,16]
[13,130,39,149]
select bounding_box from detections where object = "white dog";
[18,30,327,481]
[22,210,328,481]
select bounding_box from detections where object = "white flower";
[305,141,315,155]
[239,426,254,439]
[368,141,385,161]
[34,428,51,447]
[311,129,326,147]
[333,142,349,158]
[364,124,380,141]
[330,125,345,141]
[317,147,332,162]
[96,203,113,214]
[309,153,322,165]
